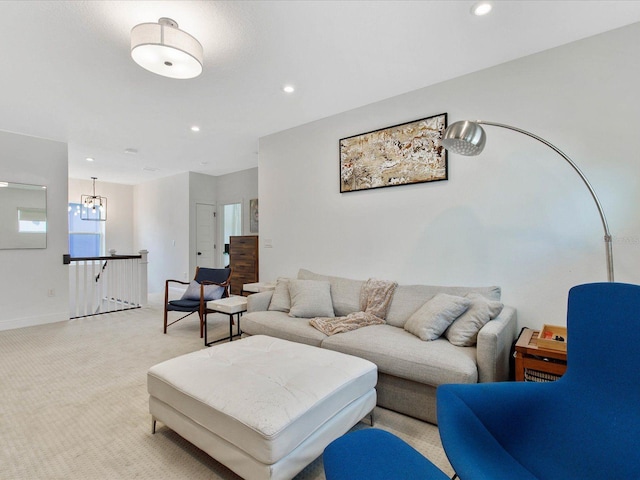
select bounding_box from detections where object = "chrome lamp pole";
[442,120,614,282]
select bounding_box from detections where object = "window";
[18,208,47,233]
[68,203,104,257]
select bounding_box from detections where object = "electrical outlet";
[264,239,273,248]
[47,288,55,297]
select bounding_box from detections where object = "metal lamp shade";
[442,121,487,156]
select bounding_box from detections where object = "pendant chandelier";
[81,177,107,221]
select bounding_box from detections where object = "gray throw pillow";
[268,278,291,313]
[288,279,335,318]
[180,280,225,301]
[404,293,471,341]
[445,293,504,346]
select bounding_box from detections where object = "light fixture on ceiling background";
[81,177,107,221]
[131,17,203,79]
[442,120,614,282]
[471,2,493,16]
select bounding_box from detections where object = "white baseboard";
[0,311,69,332]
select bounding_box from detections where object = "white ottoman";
[147,335,377,480]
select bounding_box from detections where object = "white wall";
[68,178,134,254]
[189,172,218,274]
[133,169,258,294]
[0,130,69,330]
[134,173,190,294]
[217,167,259,234]
[259,23,640,330]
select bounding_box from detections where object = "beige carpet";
[0,298,454,480]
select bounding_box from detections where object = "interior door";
[196,203,216,268]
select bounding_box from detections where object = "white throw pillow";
[404,293,471,341]
[268,278,291,313]
[288,279,335,318]
[445,293,504,346]
[180,280,225,301]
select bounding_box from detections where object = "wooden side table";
[514,328,567,382]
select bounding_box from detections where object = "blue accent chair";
[163,267,231,338]
[323,429,450,480]
[323,283,640,480]
[437,282,640,480]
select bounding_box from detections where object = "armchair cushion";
[167,299,202,310]
[180,280,225,302]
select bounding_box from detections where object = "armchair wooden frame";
[163,267,232,338]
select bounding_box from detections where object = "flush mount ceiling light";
[283,85,295,93]
[190,125,200,132]
[471,2,492,16]
[131,17,203,79]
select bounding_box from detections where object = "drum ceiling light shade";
[131,17,203,79]
[442,119,614,282]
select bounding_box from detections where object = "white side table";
[204,296,247,346]
[242,282,276,295]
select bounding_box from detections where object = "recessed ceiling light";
[471,2,492,16]
[200,161,209,165]
[124,148,138,155]
[86,157,94,162]
[283,85,295,93]
[191,125,200,132]
[143,167,160,172]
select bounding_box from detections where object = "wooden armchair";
[163,267,232,338]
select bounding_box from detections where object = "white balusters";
[67,252,148,319]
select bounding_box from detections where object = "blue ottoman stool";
[323,429,450,480]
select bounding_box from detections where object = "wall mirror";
[0,181,47,249]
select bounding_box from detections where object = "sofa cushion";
[321,324,478,385]
[298,269,363,316]
[268,277,291,313]
[241,311,328,347]
[404,293,471,341]
[288,279,335,318]
[386,285,501,328]
[445,293,504,347]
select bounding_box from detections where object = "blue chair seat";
[167,299,202,311]
[323,429,449,480]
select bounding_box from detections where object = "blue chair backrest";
[566,282,640,390]
[195,268,231,285]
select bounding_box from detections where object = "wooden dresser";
[229,235,259,295]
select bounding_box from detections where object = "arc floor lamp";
[442,120,614,282]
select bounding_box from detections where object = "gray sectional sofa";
[242,269,517,424]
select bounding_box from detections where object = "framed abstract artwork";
[339,113,448,193]
[249,198,259,233]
